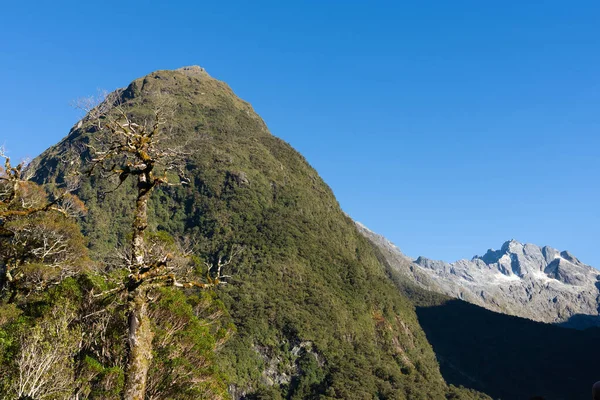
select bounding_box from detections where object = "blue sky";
[1,1,599,266]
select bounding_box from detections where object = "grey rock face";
[356,223,600,327]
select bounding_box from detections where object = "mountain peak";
[357,223,600,326]
[29,68,468,399]
[501,238,521,251]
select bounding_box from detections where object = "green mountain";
[29,66,487,399]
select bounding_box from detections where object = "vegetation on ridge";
[79,89,237,399]
[0,106,232,398]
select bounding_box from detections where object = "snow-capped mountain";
[357,222,600,327]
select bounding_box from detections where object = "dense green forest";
[0,67,492,399]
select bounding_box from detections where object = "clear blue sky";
[1,1,599,266]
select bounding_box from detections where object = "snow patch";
[530,270,563,285]
[492,273,520,283]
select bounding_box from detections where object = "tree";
[8,303,81,400]
[0,149,88,302]
[84,92,234,400]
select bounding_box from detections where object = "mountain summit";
[357,224,600,327]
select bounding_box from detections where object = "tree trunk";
[132,172,152,269]
[123,171,155,400]
[123,290,154,400]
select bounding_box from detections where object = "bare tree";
[9,303,81,400]
[0,150,88,301]
[84,92,236,400]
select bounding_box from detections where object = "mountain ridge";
[357,222,600,327]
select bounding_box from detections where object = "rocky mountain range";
[357,222,600,328]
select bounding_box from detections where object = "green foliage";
[287,350,327,399]
[0,270,233,399]
[79,356,125,399]
[146,288,231,399]
[0,189,89,300]
[446,385,491,400]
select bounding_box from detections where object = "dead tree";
[11,304,81,399]
[84,93,235,400]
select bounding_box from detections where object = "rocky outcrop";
[356,222,600,328]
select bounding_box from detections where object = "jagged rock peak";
[473,240,587,270]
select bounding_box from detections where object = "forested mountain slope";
[29,66,487,399]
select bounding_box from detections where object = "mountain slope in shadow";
[415,297,600,400]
